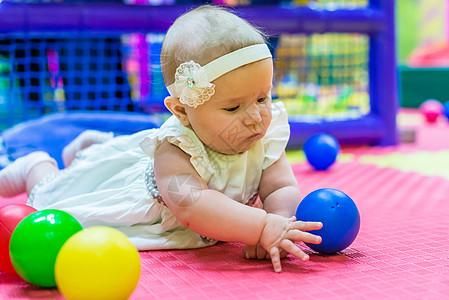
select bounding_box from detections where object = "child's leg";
[62,130,113,167]
[0,152,58,197]
[25,160,58,195]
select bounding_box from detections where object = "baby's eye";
[257,97,267,103]
[224,105,240,112]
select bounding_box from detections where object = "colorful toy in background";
[273,33,370,120]
[123,32,169,113]
[406,0,449,68]
[123,33,150,108]
[0,206,141,297]
[398,1,449,108]
[421,98,449,123]
[408,41,449,67]
[0,56,10,127]
[0,204,37,274]
[403,0,449,123]
[55,226,141,300]
[417,97,449,124]
[46,48,66,112]
[296,188,360,254]
[123,0,173,113]
[147,33,170,112]
[303,133,340,171]
[444,101,449,120]
[314,0,367,6]
[419,99,444,123]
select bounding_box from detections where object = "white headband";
[167,44,272,108]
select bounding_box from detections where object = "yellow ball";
[55,226,140,300]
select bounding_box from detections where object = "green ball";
[9,209,83,287]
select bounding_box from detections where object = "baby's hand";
[259,214,322,273]
[242,244,287,260]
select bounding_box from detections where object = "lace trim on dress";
[144,159,165,206]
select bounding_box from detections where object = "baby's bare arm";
[154,141,266,245]
[258,152,301,218]
[154,142,321,272]
[259,152,301,217]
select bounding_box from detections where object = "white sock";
[62,130,114,167]
[0,151,57,197]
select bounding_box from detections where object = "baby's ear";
[164,96,190,126]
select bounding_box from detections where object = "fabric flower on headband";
[172,61,215,108]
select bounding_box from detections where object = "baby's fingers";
[287,230,322,244]
[292,220,323,232]
[280,239,310,261]
[269,247,282,273]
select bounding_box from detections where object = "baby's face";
[185,58,273,155]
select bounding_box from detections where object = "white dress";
[27,102,290,250]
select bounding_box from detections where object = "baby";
[0,5,322,273]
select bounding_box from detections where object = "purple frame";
[0,1,398,146]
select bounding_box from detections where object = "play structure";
[0,0,398,166]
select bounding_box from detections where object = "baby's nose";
[243,105,262,126]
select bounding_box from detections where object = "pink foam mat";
[1,111,449,299]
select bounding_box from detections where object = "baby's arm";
[243,152,304,260]
[154,141,321,272]
[258,151,301,217]
[154,140,266,245]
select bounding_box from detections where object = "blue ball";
[303,133,340,171]
[443,101,449,120]
[295,188,360,254]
